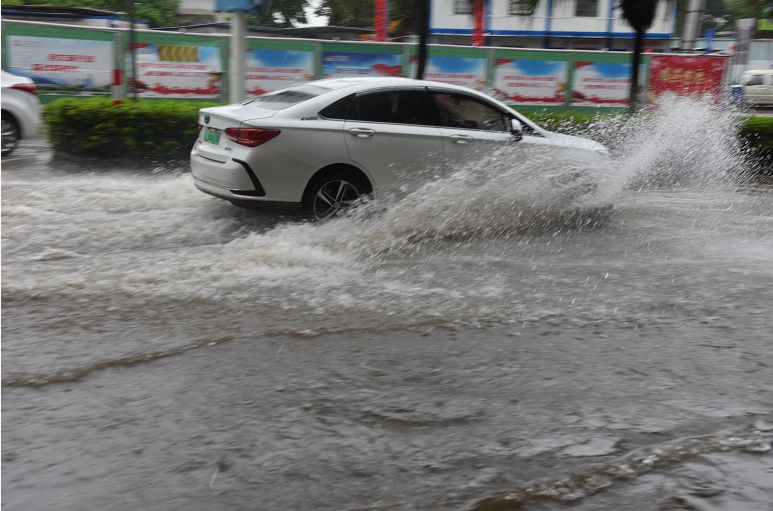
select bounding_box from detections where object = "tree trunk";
[628,28,644,115]
[415,0,429,79]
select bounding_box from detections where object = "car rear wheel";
[1,113,19,156]
[304,170,370,220]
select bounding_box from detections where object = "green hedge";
[526,111,620,133]
[45,98,219,160]
[739,115,773,154]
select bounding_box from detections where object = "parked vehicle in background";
[191,77,609,220]
[739,70,773,106]
[1,70,42,156]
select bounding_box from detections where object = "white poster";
[8,35,113,90]
[493,59,568,105]
[135,44,222,98]
[571,62,631,107]
[322,51,402,78]
[410,56,487,90]
[245,48,314,96]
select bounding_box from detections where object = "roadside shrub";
[45,98,219,160]
[741,115,773,156]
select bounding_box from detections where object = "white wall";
[431,0,675,38]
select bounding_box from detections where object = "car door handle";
[348,128,375,138]
[449,134,472,144]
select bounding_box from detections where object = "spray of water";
[556,95,751,189]
[157,96,755,314]
[0,100,753,296]
[296,96,752,258]
[2,97,752,305]
[315,148,613,258]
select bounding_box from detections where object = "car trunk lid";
[198,104,276,130]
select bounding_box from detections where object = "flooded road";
[2,100,772,510]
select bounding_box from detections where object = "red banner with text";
[648,56,726,102]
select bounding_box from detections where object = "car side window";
[746,74,764,86]
[349,90,436,125]
[319,94,354,119]
[431,92,507,131]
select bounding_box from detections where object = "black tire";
[303,169,370,220]
[1,112,20,157]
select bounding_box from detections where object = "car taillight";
[225,127,280,147]
[12,83,37,95]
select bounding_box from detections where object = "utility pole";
[216,1,266,103]
[682,0,706,51]
[415,0,429,79]
[229,10,247,103]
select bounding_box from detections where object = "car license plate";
[203,128,220,145]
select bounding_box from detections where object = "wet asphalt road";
[2,109,773,511]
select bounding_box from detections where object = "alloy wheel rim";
[313,179,360,220]
[2,118,18,153]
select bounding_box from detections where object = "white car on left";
[2,70,42,156]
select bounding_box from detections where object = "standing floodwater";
[2,99,772,510]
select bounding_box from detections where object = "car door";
[763,74,773,105]
[343,88,444,192]
[428,90,516,167]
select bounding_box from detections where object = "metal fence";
[2,19,729,110]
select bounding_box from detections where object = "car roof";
[285,76,508,118]
[310,76,483,94]
[248,76,547,135]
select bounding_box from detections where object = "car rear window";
[241,84,331,110]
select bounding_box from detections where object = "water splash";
[556,95,751,190]
[2,98,755,306]
[296,96,752,258]
[315,148,615,258]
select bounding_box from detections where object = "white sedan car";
[191,77,608,219]
[1,71,42,156]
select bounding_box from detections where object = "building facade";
[0,4,149,29]
[431,0,677,50]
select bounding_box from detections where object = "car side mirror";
[510,118,523,141]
